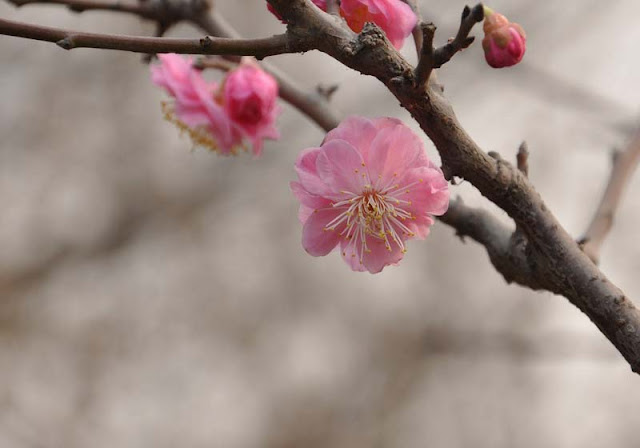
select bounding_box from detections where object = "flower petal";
[367,123,427,188]
[316,139,367,196]
[302,208,343,256]
[294,147,333,197]
[361,235,405,273]
[339,239,368,272]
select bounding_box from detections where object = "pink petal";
[316,139,367,197]
[361,235,405,273]
[402,166,450,216]
[294,147,332,197]
[290,181,332,223]
[339,239,368,272]
[302,208,343,256]
[406,215,434,240]
[367,122,427,188]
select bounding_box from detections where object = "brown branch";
[440,198,542,289]
[579,130,640,263]
[0,16,310,57]
[7,0,213,31]
[267,0,640,374]
[8,0,152,15]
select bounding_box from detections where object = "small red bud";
[482,7,526,68]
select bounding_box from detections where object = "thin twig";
[193,56,236,72]
[414,22,436,89]
[432,3,484,68]
[579,130,640,263]
[8,0,152,15]
[0,17,309,57]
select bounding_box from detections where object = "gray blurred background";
[1,0,639,446]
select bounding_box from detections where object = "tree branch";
[8,0,152,15]
[267,0,640,374]
[3,0,640,373]
[440,199,542,289]
[579,130,640,263]
[0,16,311,57]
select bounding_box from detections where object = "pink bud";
[482,8,526,68]
[222,59,280,156]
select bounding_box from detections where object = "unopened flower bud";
[482,6,526,68]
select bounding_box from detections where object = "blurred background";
[1,0,639,446]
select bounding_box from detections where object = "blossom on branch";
[267,0,416,49]
[222,59,281,156]
[291,116,449,273]
[482,6,526,68]
[151,54,280,155]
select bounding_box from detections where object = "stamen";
[161,101,240,155]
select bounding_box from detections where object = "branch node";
[316,83,339,100]
[487,150,502,161]
[199,35,212,49]
[517,141,529,177]
[56,37,74,50]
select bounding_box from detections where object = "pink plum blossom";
[222,59,281,156]
[291,116,450,273]
[482,7,526,68]
[267,0,416,49]
[151,54,280,156]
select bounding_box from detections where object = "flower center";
[324,179,420,263]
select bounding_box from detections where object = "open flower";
[291,116,449,273]
[151,54,280,156]
[482,7,526,68]
[222,59,280,156]
[267,0,416,50]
